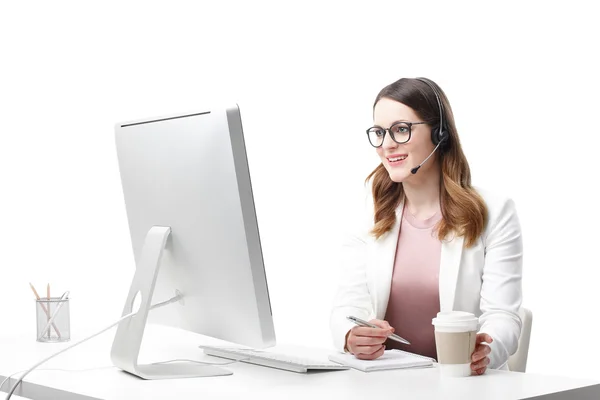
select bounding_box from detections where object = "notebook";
[328,349,435,372]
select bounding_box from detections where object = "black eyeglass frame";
[365,121,428,148]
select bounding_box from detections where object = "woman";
[330,77,523,375]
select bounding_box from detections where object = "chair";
[507,307,533,372]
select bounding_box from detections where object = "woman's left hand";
[471,333,493,375]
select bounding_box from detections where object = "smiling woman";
[330,77,523,376]
[367,78,486,247]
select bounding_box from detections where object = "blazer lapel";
[439,233,465,312]
[373,203,403,318]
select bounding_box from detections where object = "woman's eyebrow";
[372,119,409,128]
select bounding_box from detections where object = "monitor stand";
[110,226,232,379]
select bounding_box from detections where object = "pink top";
[383,206,442,360]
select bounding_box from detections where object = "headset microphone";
[410,141,443,174]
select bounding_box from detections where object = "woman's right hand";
[345,319,395,360]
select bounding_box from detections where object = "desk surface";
[1,324,599,400]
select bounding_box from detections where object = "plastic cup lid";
[432,311,478,327]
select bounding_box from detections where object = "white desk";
[1,324,599,400]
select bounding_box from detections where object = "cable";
[4,311,135,399]
[4,293,199,400]
[148,295,181,309]
[1,374,18,394]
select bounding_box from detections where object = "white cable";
[4,293,193,400]
[4,311,135,399]
[0,374,18,394]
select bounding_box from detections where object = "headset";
[415,77,449,147]
[410,78,450,174]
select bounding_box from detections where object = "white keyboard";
[199,346,350,373]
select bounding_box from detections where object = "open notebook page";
[329,349,435,372]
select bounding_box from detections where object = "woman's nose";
[382,132,398,149]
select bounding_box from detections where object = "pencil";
[29,283,61,339]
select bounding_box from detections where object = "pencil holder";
[36,297,70,342]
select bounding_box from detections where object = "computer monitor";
[110,104,276,380]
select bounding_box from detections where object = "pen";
[347,315,411,345]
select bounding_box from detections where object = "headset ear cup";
[431,126,446,146]
[430,126,439,145]
[438,129,449,146]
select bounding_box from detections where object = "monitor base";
[111,226,226,380]
[128,362,232,380]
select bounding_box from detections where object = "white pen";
[347,315,411,345]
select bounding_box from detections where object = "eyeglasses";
[366,121,428,148]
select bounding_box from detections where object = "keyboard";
[199,345,350,373]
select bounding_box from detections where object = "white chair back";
[508,307,533,372]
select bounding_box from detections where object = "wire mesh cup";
[36,297,70,342]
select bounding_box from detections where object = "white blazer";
[330,185,523,370]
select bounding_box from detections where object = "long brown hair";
[366,77,487,248]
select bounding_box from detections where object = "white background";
[1,0,599,383]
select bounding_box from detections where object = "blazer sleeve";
[478,196,524,369]
[329,187,376,352]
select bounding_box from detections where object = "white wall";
[1,0,599,381]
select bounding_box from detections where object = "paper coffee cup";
[432,311,479,377]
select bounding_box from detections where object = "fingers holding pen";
[351,341,386,360]
[346,329,392,359]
